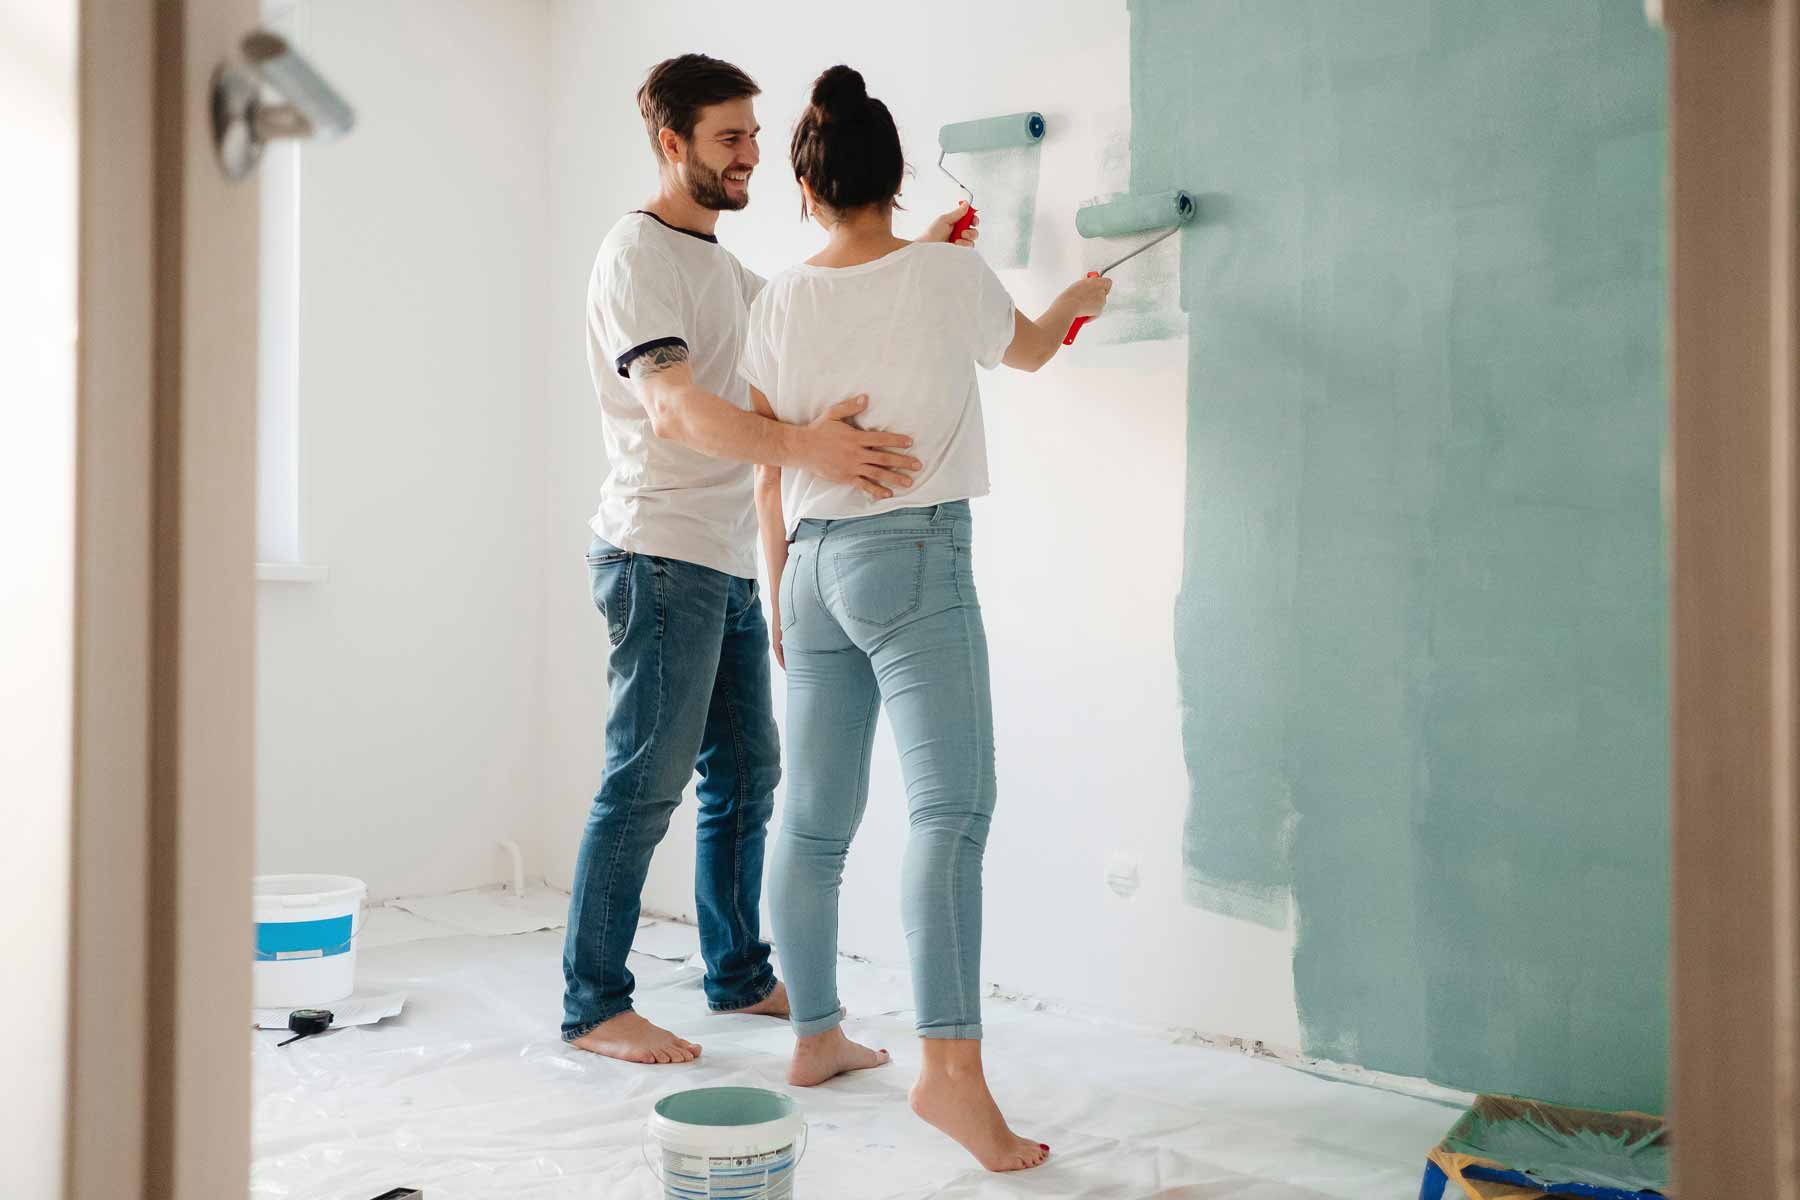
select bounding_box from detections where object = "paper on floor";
[631,918,703,961]
[387,885,573,937]
[254,991,407,1031]
[252,923,1462,1199]
[356,905,450,950]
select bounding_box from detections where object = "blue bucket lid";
[653,1087,797,1128]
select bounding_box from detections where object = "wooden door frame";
[69,0,257,1195]
[62,0,1800,1195]
[1665,0,1800,1194]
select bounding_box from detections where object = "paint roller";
[1064,189,1197,344]
[936,112,1047,242]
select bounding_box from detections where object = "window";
[256,0,321,578]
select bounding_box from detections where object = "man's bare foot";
[787,1026,890,1087]
[721,980,790,1019]
[909,1041,1047,1172]
[569,1010,700,1065]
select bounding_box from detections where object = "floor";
[250,892,1463,1199]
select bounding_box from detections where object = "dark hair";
[638,54,761,163]
[790,66,904,219]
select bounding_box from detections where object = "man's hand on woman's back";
[794,395,922,502]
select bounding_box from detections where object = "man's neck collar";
[644,187,720,238]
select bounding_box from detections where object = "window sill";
[256,562,330,584]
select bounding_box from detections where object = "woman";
[741,66,1111,1174]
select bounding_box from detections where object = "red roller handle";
[1063,272,1101,345]
[949,203,978,243]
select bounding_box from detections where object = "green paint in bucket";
[644,1087,806,1198]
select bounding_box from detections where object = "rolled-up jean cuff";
[790,1005,847,1038]
[562,1003,634,1043]
[708,973,779,1014]
[918,1022,983,1040]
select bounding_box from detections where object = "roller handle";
[1063,272,1101,345]
[949,202,978,244]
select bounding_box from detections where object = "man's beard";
[686,159,746,211]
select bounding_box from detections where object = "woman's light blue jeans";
[770,501,994,1040]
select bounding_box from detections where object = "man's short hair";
[637,54,761,163]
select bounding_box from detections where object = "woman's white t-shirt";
[739,242,1017,535]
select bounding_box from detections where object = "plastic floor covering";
[251,899,1461,1199]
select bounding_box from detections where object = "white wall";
[540,0,1301,1047]
[0,0,76,1191]
[256,0,552,900]
[537,1,615,903]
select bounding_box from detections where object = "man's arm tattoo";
[627,342,690,379]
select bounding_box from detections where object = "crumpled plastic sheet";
[252,920,1460,1199]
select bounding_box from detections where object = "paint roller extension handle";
[1063,273,1101,345]
[949,203,977,244]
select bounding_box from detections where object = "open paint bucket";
[645,1087,805,1198]
[252,874,366,1008]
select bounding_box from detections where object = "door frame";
[1665,0,1800,1194]
[69,0,257,1195]
[63,0,1800,1195]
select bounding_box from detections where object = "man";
[563,53,977,1065]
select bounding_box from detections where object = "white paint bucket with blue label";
[644,1087,806,1198]
[252,874,366,1009]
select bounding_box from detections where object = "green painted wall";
[1141,0,1669,1112]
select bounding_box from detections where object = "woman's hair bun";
[810,65,868,113]
[791,64,903,218]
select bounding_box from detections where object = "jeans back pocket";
[832,538,926,627]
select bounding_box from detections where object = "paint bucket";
[252,874,366,1008]
[644,1087,806,1198]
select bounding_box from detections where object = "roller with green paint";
[935,111,1047,242]
[1065,189,1197,344]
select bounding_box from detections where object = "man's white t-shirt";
[586,211,764,579]
[739,242,1017,536]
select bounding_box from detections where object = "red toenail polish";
[1040,1144,1050,1151]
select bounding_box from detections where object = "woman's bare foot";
[569,1010,700,1064]
[787,1025,890,1086]
[909,1040,1048,1172]
[719,980,790,1019]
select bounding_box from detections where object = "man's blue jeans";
[561,539,781,1040]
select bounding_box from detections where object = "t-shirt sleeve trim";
[615,335,689,379]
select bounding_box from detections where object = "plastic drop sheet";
[252,919,1459,1199]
